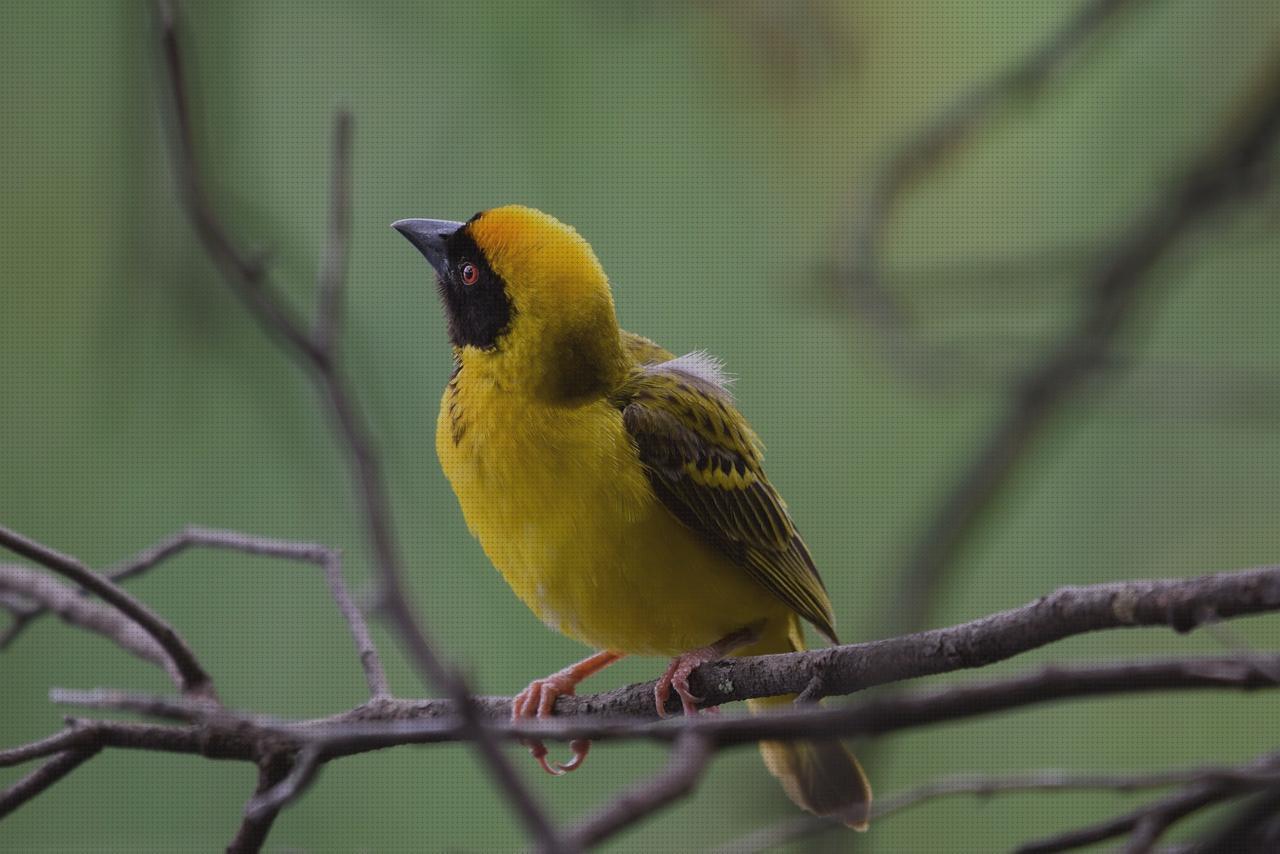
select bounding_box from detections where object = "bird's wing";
[610,351,838,642]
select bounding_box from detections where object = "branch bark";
[0,525,214,697]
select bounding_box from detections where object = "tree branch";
[713,754,1280,854]
[1016,777,1266,853]
[833,0,1143,370]
[0,525,214,697]
[0,565,181,684]
[3,527,388,698]
[0,748,101,821]
[846,24,1280,640]
[227,753,295,854]
[564,734,714,850]
[151,4,562,847]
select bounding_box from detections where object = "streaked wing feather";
[612,352,838,642]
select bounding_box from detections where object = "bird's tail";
[744,620,871,830]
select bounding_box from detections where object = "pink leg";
[512,650,622,775]
[654,624,762,718]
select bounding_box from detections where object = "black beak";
[392,218,464,279]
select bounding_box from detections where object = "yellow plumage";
[397,204,870,828]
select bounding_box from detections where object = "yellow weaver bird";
[394,205,871,829]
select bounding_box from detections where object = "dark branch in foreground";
[4,529,1279,850]
[42,651,1280,750]
[152,3,562,849]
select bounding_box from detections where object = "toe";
[556,739,591,773]
[525,739,566,777]
[654,678,672,718]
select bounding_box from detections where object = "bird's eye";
[459,261,480,286]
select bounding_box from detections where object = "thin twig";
[3,527,388,699]
[0,525,214,697]
[835,0,1143,367]
[714,759,1280,854]
[0,565,181,683]
[227,753,295,854]
[879,47,1280,636]
[0,748,102,820]
[313,111,352,350]
[1016,773,1275,854]
[242,745,322,825]
[151,4,561,847]
[564,734,714,850]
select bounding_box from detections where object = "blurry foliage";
[3,0,1280,850]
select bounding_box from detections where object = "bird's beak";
[391,218,464,280]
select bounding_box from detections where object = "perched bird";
[394,205,871,828]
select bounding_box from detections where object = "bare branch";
[565,734,714,850]
[714,756,1280,853]
[859,34,1280,639]
[152,0,323,364]
[14,527,388,699]
[0,566,181,684]
[0,525,214,697]
[242,746,322,826]
[49,651,1280,761]
[313,111,353,350]
[227,754,295,854]
[1017,781,1252,853]
[1191,787,1280,853]
[151,4,561,847]
[834,0,1143,363]
[0,748,101,820]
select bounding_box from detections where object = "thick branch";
[465,566,1278,718]
[46,652,1280,761]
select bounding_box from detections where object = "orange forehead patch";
[466,205,609,296]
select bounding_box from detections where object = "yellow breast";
[436,369,788,657]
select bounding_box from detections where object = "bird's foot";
[654,624,763,718]
[512,651,621,775]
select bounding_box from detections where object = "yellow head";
[394,205,627,402]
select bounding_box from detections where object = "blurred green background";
[4,0,1280,850]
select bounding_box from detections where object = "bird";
[393,205,871,829]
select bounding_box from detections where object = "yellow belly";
[436,379,789,657]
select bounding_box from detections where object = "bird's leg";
[655,623,763,718]
[512,650,622,775]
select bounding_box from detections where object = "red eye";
[459,262,479,286]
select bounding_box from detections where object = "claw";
[512,651,622,775]
[655,626,762,718]
[526,739,567,777]
[655,653,708,717]
[555,739,591,773]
